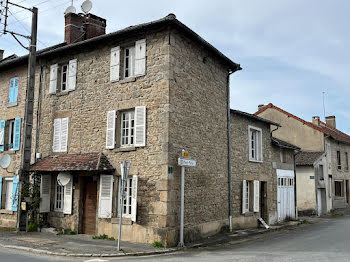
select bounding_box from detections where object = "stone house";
[255,103,350,216]
[230,110,299,227]
[0,12,242,246]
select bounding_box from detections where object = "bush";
[152,241,163,248]
[92,234,109,240]
[67,230,76,235]
[27,222,38,232]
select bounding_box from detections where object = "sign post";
[177,150,197,248]
[118,161,130,251]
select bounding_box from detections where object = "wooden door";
[260,181,268,222]
[346,180,349,204]
[82,180,97,235]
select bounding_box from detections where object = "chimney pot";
[325,116,336,128]
[0,50,4,60]
[312,116,320,126]
[258,104,265,110]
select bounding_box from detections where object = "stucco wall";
[296,166,317,214]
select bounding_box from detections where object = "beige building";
[256,103,350,215]
[0,13,242,246]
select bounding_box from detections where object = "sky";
[1,0,349,133]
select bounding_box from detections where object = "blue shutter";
[0,177,2,207]
[8,78,13,104]
[12,177,19,212]
[8,77,19,104]
[13,117,21,151]
[0,120,5,152]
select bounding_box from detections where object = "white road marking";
[84,259,109,262]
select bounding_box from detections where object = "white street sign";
[178,158,197,167]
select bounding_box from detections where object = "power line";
[8,0,68,17]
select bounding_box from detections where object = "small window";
[60,64,68,92]
[334,180,343,197]
[1,178,13,210]
[337,151,341,170]
[122,177,133,217]
[345,152,349,171]
[124,47,135,78]
[318,165,324,180]
[244,181,250,211]
[55,180,64,211]
[248,126,262,162]
[7,119,15,151]
[120,110,135,147]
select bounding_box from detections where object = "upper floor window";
[0,118,22,152]
[121,110,135,147]
[110,39,146,82]
[49,59,77,95]
[337,151,341,170]
[8,77,19,105]
[345,152,349,171]
[248,126,263,162]
[60,64,68,92]
[53,118,69,153]
[8,119,15,150]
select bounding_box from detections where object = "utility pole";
[2,1,38,231]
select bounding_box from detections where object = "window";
[0,118,21,152]
[54,181,64,211]
[123,177,133,216]
[346,152,349,171]
[280,149,287,163]
[53,118,69,152]
[334,180,343,197]
[248,126,262,162]
[8,77,19,104]
[242,180,260,213]
[7,119,15,150]
[318,165,324,180]
[49,59,77,94]
[124,47,135,78]
[1,178,13,210]
[60,64,68,92]
[121,111,135,147]
[337,151,341,169]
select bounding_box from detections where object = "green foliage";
[108,237,115,241]
[67,230,76,235]
[152,241,163,248]
[27,222,38,232]
[92,234,115,240]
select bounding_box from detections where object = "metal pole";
[178,150,185,247]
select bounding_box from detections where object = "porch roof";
[29,153,115,172]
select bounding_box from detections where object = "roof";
[231,109,280,127]
[295,151,324,166]
[29,153,115,172]
[255,103,350,145]
[271,137,301,151]
[0,14,241,72]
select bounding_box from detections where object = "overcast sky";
[1,0,349,133]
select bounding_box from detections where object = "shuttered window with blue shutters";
[0,120,5,152]
[13,118,21,151]
[8,77,19,104]
[12,177,19,211]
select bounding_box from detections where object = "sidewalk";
[0,217,326,258]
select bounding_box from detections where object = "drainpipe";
[227,71,233,232]
[293,149,301,219]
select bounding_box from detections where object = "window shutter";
[242,180,247,214]
[131,175,138,222]
[0,177,2,206]
[49,64,58,94]
[12,177,19,212]
[0,120,5,152]
[67,59,77,91]
[53,118,61,152]
[110,47,120,82]
[98,175,113,218]
[134,39,146,76]
[117,178,121,217]
[40,175,51,213]
[63,176,73,214]
[106,110,116,149]
[134,106,146,147]
[13,117,21,151]
[8,77,19,104]
[60,118,69,152]
[253,180,260,212]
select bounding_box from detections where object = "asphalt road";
[0,216,349,262]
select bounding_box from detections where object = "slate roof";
[0,14,241,72]
[295,151,324,166]
[271,137,301,150]
[255,103,350,145]
[231,109,281,127]
[29,153,115,172]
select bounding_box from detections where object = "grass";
[92,234,115,240]
[152,241,164,248]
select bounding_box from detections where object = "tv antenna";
[64,0,76,15]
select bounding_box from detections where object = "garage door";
[277,169,295,221]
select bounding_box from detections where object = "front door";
[82,179,97,235]
[260,181,268,222]
[277,169,295,221]
[346,180,349,204]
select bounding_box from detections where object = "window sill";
[115,147,136,152]
[119,77,136,84]
[7,102,18,108]
[0,209,14,214]
[111,217,132,225]
[55,91,70,97]
[249,159,263,163]
[3,150,16,155]
[243,212,255,217]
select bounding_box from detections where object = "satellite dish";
[57,172,71,186]
[64,5,76,15]
[0,154,11,169]
[81,0,92,14]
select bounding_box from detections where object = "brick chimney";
[0,50,4,60]
[312,116,320,126]
[64,13,106,45]
[325,116,336,128]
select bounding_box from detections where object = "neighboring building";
[0,13,241,246]
[230,110,299,227]
[255,103,350,215]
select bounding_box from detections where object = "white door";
[5,180,13,210]
[277,169,295,221]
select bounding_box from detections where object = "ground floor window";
[1,178,13,210]
[55,181,64,211]
[334,180,343,197]
[123,177,133,216]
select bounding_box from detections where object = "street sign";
[178,158,197,167]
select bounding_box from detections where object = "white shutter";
[67,59,77,91]
[134,106,146,147]
[98,175,113,218]
[49,64,58,94]
[110,47,120,82]
[60,117,69,152]
[53,118,61,152]
[131,175,138,222]
[253,180,260,212]
[63,176,73,214]
[106,110,116,149]
[134,39,146,76]
[40,175,51,213]
[242,180,247,214]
